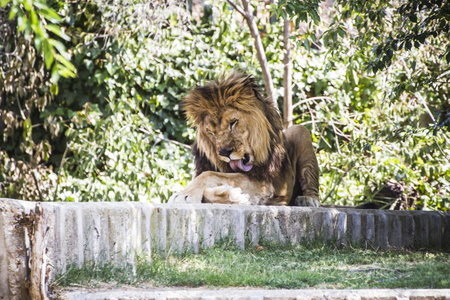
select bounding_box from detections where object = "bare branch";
[226,0,245,16]
[416,93,450,161]
[330,122,342,154]
[283,19,292,128]
[416,93,435,123]
[157,137,192,150]
[31,171,44,202]
[434,136,450,163]
[305,101,315,132]
[292,96,333,110]
[227,0,277,108]
[54,142,73,201]
[139,127,191,150]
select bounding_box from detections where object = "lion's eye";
[230,119,238,130]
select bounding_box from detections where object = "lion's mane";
[182,72,289,181]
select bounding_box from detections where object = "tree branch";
[226,0,245,16]
[139,127,191,150]
[31,170,44,202]
[54,141,72,201]
[283,19,292,128]
[416,93,450,162]
[157,137,192,150]
[227,0,277,109]
[292,96,333,110]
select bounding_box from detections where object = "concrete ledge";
[1,199,449,300]
[57,287,450,300]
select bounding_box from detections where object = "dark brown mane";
[183,72,289,182]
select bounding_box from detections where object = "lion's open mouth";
[229,153,253,172]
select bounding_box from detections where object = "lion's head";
[182,72,288,181]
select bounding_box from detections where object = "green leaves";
[52,0,252,202]
[3,0,76,82]
[59,103,193,203]
[22,117,32,140]
[47,24,70,41]
[273,0,322,25]
[1,0,448,209]
[332,0,450,76]
[322,23,347,48]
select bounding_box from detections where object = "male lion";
[169,72,320,207]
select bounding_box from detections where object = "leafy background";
[1,0,449,210]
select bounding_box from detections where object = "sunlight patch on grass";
[55,244,450,289]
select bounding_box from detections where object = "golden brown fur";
[169,72,320,206]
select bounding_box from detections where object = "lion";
[168,72,320,207]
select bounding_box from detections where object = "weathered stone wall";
[1,199,449,300]
[59,287,450,300]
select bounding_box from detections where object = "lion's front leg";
[293,196,320,207]
[168,171,255,205]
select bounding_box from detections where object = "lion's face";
[183,72,284,175]
[203,108,254,172]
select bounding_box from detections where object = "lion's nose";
[219,148,233,157]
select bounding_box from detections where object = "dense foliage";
[1,0,448,209]
[327,0,450,132]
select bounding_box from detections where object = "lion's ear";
[218,74,260,110]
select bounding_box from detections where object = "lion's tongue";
[229,159,253,172]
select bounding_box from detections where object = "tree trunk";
[26,205,51,300]
[283,19,293,128]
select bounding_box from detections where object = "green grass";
[55,243,450,289]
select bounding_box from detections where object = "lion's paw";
[294,196,320,207]
[204,185,251,205]
[168,190,202,204]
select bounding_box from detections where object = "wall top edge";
[1,198,448,216]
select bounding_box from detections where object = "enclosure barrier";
[0,198,449,300]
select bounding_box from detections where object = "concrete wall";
[1,199,449,299]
